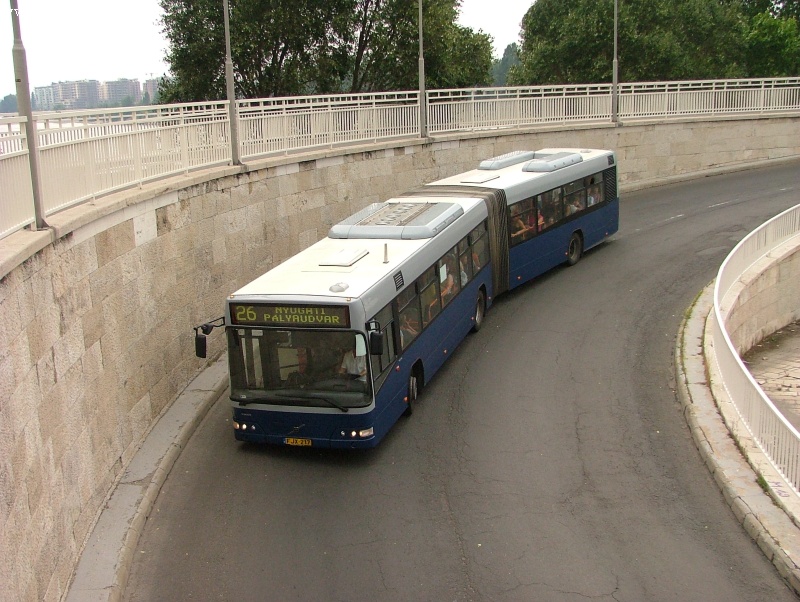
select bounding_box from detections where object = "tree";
[509,0,755,86]
[158,0,493,102]
[342,0,492,92]
[743,11,800,75]
[0,94,17,113]
[732,0,800,19]
[493,43,520,86]
[159,0,353,102]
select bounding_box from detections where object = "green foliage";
[510,0,798,86]
[158,0,493,103]
[744,11,800,75]
[0,94,17,113]
[733,0,800,19]
[493,44,520,86]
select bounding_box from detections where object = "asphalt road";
[125,161,800,602]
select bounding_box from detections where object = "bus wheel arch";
[404,361,424,416]
[567,230,584,266]
[472,286,487,333]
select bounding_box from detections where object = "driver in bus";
[339,337,368,380]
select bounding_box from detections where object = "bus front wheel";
[472,289,486,333]
[567,232,583,266]
[404,371,420,416]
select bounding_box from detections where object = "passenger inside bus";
[566,196,584,215]
[460,254,471,286]
[400,312,419,348]
[439,256,459,305]
[587,185,601,206]
[510,205,534,242]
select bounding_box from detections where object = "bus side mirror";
[195,332,207,358]
[193,317,225,359]
[369,330,384,355]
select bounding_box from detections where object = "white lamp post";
[418,0,427,138]
[612,0,619,123]
[223,0,240,165]
[10,0,47,229]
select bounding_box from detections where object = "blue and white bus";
[195,148,619,448]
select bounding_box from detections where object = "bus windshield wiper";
[274,391,349,413]
[231,393,277,407]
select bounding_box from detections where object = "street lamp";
[10,0,48,230]
[418,0,427,138]
[612,0,619,123]
[223,0,240,165]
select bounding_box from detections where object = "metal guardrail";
[2,77,800,240]
[712,204,800,495]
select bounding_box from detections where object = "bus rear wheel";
[404,371,420,416]
[567,232,583,266]
[472,289,486,333]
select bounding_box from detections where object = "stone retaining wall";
[1,116,799,601]
[723,237,800,356]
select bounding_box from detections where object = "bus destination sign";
[230,303,350,328]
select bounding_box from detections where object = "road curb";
[66,357,229,602]
[675,282,800,595]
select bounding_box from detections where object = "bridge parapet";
[2,77,799,241]
[708,204,800,510]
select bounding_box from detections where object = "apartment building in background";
[34,80,101,110]
[143,78,160,103]
[100,79,142,105]
[33,77,153,110]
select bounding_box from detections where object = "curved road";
[126,162,800,601]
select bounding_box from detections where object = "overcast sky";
[0,0,531,99]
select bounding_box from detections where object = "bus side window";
[438,247,460,307]
[565,190,586,216]
[398,301,421,350]
[586,173,603,206]
[510,198,537,246]
[537,189,563,231]
[419,265,441,327]
[458,237,472,287]
[469,221,490,272]
[372,304,396,377]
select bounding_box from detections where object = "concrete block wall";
[723,238,800,356]
[1,116,799,601]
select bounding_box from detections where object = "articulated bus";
[195,148,619,448]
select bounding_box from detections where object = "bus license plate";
[285,437,312,446]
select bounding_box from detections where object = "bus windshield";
[227,328,372,410]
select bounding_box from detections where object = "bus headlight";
[347,428,373,438]
[233,421,241,430]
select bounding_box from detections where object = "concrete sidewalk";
[65,290,800,600]
[744,320,800,433]
[677,286,800,594]
[65,357,229,602]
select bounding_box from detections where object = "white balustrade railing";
[620,78,800,118]
[428,84,612,132]
[712,204,800,494]
[2,77,799,241]
[0,116,34,236]
[238,92,419,157]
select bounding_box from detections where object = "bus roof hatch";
[478,150,536,170]
[328,201,464,240]
[522,151,583,172]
